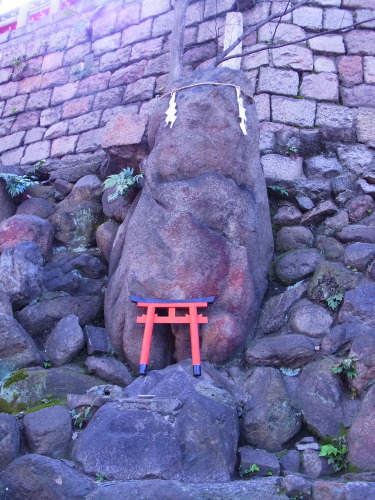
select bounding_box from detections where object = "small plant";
[102,167,143,202]
[70,406,92,429]
[239,463,260,478]
[12,55,27,68]
[331,356,358,379]
[267,185,288,196]
[43,361,52,369]
[95,473,106,483]
[11,107,17,114]
[319,438,348,472]
[3,369,28,389]
[326,292,344,310]
[284,145,299,158]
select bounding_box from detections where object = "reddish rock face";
[105,67,274,370]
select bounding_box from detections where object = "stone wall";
[0,0,373,167]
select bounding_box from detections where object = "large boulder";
[105,67,273,369]
[0,242,43,309]
[0,454,94,499]
[71,361,239,482]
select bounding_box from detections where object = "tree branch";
[218,17,375,64]
[212,0,310,67]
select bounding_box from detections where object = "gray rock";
[238,447,280,477]
[337,144,374,176]
[279,450,301,475]
[332,175,353,196]
[54,178,74,196]
[16,294,102,338]
[0,414,20,472]
[298,357,349,438]
[16,198,54,219]
[289,301,333,338]
[45,315,85,366]
[275,249,322,285]
[241,367,301,451]
[1,366,104,405]
[305,155,342,179]
[348,384,375,472]
[257,282,307,335]
[307,261,360,303]
[338,283,375,328]
[0,242,43,309]
[319,209,349,236]
[23,405,72,458]
[316,236,344,261]
[0,314,42,370]
[102,188,131,222]
[41,154,104,183]
[84,325,110,355]
[0,454,94,499]
[295,196,314,212]
[245,334,316,368]
[58,175,102,206]
[301,449,333,479]
[344,242,375,272]
[72,361,238,482]
[301,200,338,225]
[347,195,375,223]
[276,226,313,253]
[84,356,132,387]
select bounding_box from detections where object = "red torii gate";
[130,295,215,377]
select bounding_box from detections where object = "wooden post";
[169,0,189,84]
[50,0,62,15]
[221,12,243,70]
[139,305,156,374]
[17,4,29,28]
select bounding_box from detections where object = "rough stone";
[261,154,303,181]
[272,96,316,128]
[337,145,373,175]
[0,454,94,499]
[345,30,375,56]
[23,405,72,458]
[301,200,338,225]
[105,68,273,369]
[347,195,375,223]
[356,107,375,144]
[96,221,119,262]
[84,325,110,355]
[342,85,375,108]
[364,56,375,84]
[305,155,342,179]
[322,320,372,355]
[245,334,316,368]
[290,301,333,338]
[301,449,332,479]
[338,56,363,86]
[0,414,20,472]
[281,474,313,499]
[275,248,323,285]
[279,451,301,475]
[21,141,51,165]
[258,67,299,95]
[1,366,104,405]
[293,6,323,30]
[238,447,280,477]
[307,261,360,303]
[319,210,349,236]
[276,226,313,252]
[72,361,238,482]
[16,295,102,338]
[241,367,301,451]
[301,72,339,101]
[16,198,54,219]
[339,283,375,330]
[316,103,355,129]
[272,45,313,71]
[102,113,149,170]
[273,206,303,226]
[0,242,43,309]
[324,8,353,30]
[45,315,85,367]
[84,356,132,387]
[0,214,53,260]
[298,357,350,438]
[257,282,308,335]
[338,225,375,243]
[348,326,375,395]
[316,236,344,261]
[0,313,42,370]
[308,34,345,55]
